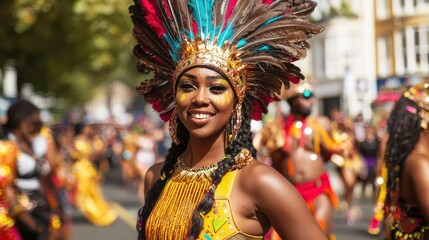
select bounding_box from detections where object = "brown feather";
[245,18,322,40]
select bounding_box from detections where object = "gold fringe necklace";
[145,154,227,240]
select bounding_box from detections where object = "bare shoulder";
[144,162,165,194]
[237,160,295,198]
[406,152,429,175]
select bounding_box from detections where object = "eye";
[210,84,228,94]
[178,82,196,92]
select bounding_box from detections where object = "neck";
[184,132,226,168]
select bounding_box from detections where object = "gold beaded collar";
[174,148,253,181]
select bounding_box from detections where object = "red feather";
[252,100,263,120]
[150,99,164,112]
[192,20,198,36]
[288,76,301,84]
[252,95,276,120]
[140,0,166,38]
[159,112,172,122]
[262,0,274,4]
[162,0,172,18]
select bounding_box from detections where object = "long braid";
[189,105,257,238]
[137,120,189,240]
[385,96,422,201]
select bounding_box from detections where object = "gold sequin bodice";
[146,166,262,240]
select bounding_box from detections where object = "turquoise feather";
[189,0,215,40]
[260,16,282,27]
[217,23,234,47]
[236,39,247,48]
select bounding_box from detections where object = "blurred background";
[0,0,428,239]
[0,0,428,126]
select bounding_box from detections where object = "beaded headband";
[404,82,429,129]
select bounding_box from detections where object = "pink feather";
[262,0,274,4]
[224,0,238,23]
[140,0,166,38]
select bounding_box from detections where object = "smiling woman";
[176,68,235,143]
[129,0,326,239]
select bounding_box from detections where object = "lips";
[187,110,215,125]
[191,113,212,119]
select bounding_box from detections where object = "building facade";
[373,0,429,125]
[307,0,377,120]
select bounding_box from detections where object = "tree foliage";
[0,0,142,110]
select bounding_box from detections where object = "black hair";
[385,96,423,200]
[4,99,40,132]
[136,104,257,239]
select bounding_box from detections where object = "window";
[377,36,391,77]
[394,0,429,16]
[377,0,390,19]
[415,26,429,72]
[395,26,429,74]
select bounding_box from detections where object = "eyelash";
[209,85,228,94]
[178,82,228,94]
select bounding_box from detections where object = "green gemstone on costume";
[212,219,227,233]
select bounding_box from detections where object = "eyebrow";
[181,73,224,81]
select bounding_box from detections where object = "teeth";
[192,113,211,119]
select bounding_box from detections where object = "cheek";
[211,91,234,111]
[175,91,190,111]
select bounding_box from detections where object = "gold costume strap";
[215,170,237,198]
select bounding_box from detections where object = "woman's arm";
[408,153,429,222]
[246,162,328,240]
[144,162,163,196]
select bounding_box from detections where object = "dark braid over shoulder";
[137,120,189,240]
[385,96,422,199]
[189,104,257,238]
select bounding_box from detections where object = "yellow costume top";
[0,141,19,233]
[146,155,262,240]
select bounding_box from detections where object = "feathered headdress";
[130,0,323,121]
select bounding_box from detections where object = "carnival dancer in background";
[357,126,380,199]
[69,122,117,226]
[330,109,364,225]
[33,126,72,240]
[265,82,343,240]
[129,0,328,239]
[0,140,22,240]
[384,82,429,239]
[367,121,389,236]
[4,100,52,240]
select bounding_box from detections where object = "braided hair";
[189,104,256,238]
[385,96,423,200]
[136,104,257,239]
[136,119,189,239]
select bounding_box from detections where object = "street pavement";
[71,165,383,240]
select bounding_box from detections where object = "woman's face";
[20,111,43,141]
[176,67,235,140]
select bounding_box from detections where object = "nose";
[192,88,210,105]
